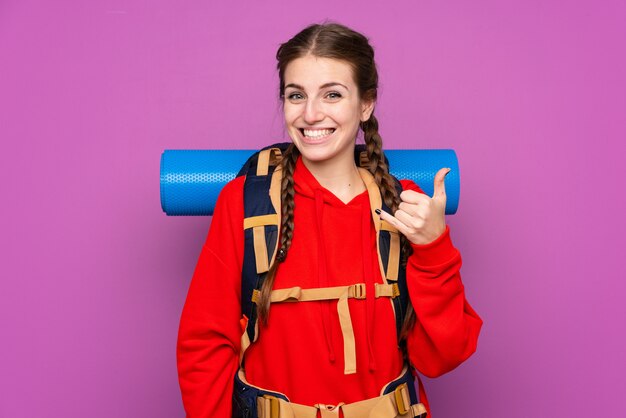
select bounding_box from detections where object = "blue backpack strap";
[240,143,290,352]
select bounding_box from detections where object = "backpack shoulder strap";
[356,145,408,345]
[388,178,409,345]
[240,143,289,358]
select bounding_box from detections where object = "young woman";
[177,22,482,418]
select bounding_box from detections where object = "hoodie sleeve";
[176,176,245,418]
[399,179,483,378]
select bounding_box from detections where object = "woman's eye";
[286,91,341,101]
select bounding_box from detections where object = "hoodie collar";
[293,155,369,206]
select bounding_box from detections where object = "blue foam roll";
[160,149,460,216]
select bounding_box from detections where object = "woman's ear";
[360,98,375,122]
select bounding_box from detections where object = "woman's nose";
[303,99,323,124]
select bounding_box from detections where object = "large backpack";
[237,142,409,358]
[231,142,428,418]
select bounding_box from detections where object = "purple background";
[1,1,625,417]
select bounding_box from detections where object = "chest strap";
[251,283,399,375]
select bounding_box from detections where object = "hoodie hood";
[291,155,379,373]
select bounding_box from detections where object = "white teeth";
[303,128,335,138]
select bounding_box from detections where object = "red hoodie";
[177,155,483,418]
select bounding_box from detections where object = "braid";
[362,115,398,211]
[361,114,416,349]
[277,144,299,259]
[256,144,300,325]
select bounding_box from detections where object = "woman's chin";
[298,144,356,166]
[292,138,335,161]
[299,148,332,163]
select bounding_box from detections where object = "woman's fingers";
[394,209,424,230]
[432,167,450,199]
[398,201,428,218]
[376,173,450,245]
[377,208,412,236]
[399,189,430,204]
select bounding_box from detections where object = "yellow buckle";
[251,289,261,304]
[394,383,409,415]
[351,283,366,299]
[262,394,280,418]
[391,283,400,298]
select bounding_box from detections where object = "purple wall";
[1,1,625,417]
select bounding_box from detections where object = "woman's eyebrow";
[284,82,349,91]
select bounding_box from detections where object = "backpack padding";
[241,145,288,345]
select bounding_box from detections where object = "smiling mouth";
[299,128,336,139]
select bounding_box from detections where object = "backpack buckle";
[394,383,410,415]
[351,283,366,299]
[391,283,400,298]
[262,394,280,418]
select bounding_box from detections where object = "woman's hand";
[377,168,450,245]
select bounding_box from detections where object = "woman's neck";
[301,152,366,204]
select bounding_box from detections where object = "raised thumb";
[432,167,450,198]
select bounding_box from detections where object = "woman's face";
[283,55,374,167]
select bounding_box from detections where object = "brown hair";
[257,21,416,352]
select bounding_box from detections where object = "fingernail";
[445,168,451,176]
[375,208,381,215]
